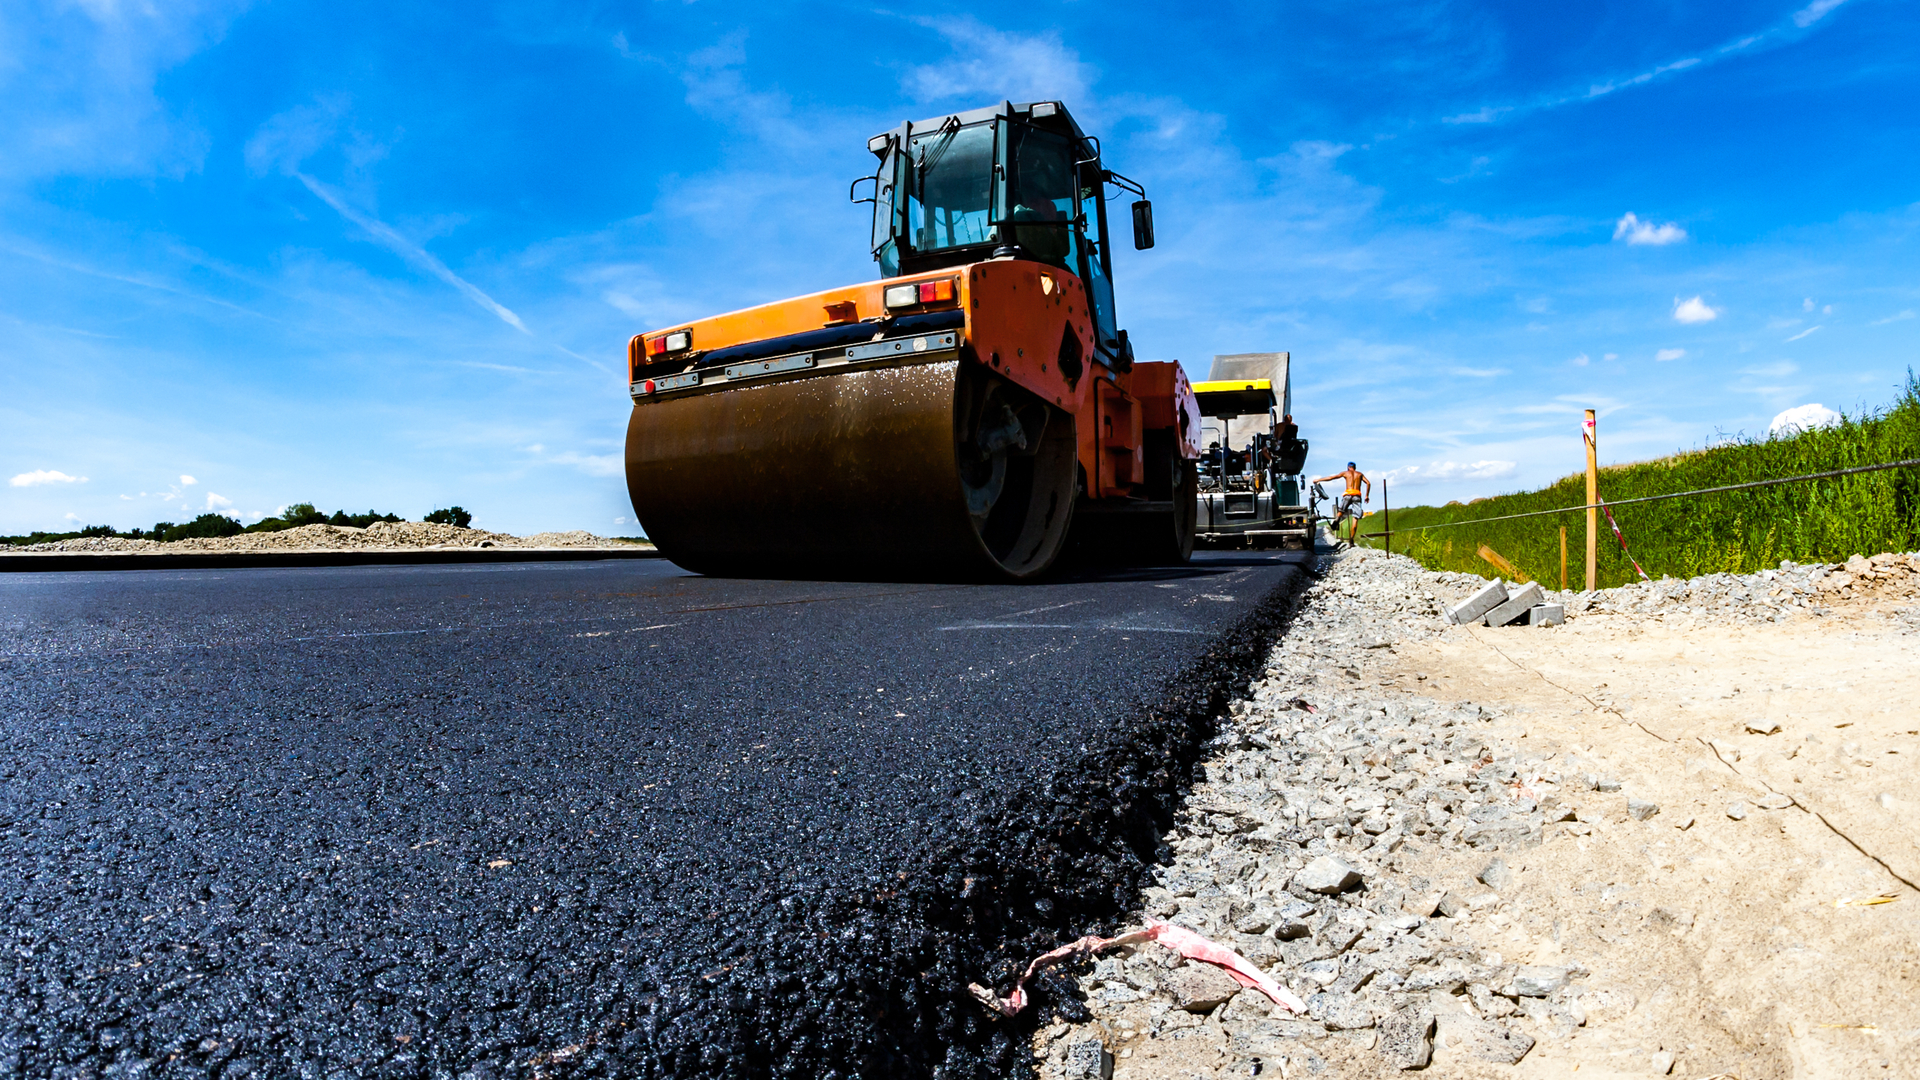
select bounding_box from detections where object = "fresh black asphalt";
[0,551,1312,1078]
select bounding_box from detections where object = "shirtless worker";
[1312,462,1370,545]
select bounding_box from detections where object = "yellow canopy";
[1191,379,1275,418]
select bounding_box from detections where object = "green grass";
[1356,372,1920,589]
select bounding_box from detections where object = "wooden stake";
[1383,479,1391,557]
[1560,525,1568,592]
[1584,409,1598,592]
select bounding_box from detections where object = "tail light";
[645,329,692,357]
[884,277,957,310]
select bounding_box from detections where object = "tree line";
[5,504,473,546]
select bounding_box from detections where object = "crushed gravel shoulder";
[1033,543,1920,1080]
[12,522,648,554]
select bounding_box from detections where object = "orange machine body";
[629,259,1200,504]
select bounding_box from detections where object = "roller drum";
[625,360,1076,580]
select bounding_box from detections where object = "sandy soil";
[1384,594,1920,1078]
[12,522,649,553]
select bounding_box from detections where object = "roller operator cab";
[623,100,1202,580]
[1194,352,1313,550]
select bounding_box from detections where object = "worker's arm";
[1362,475,1372,499]
[1310,473,1341,484]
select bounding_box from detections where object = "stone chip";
[1293,855,1363,894]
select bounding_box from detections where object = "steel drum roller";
[625,359,1077,580]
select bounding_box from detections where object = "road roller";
[623,100,1202,580]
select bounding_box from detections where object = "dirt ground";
[1033,555,1919,1080]
[1379,595,1920,1078]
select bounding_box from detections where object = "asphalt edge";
[613,555,1325,1079]
[910,554,1323,1076]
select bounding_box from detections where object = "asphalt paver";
[0,552,1311,1078]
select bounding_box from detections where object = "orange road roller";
[624,100,1202,580]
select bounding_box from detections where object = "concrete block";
[1484,582,1546,626]
[1447,580,1508,624]
[1528,603,1565,627]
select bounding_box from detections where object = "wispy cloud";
[544,450,623,477]
[0,0,246,181]
[1443,3,1852,126]
[1569,352,1590,367]
[1613,212,1686,246]
[1449,366,1507,377]
[1870,310,1915,326]
[1784,325,1821,342]
[1673,296,1719,324]
[1794,0,1848,28]
[1656,347,1687,361]
[293,173,528,332]
[903,18,1095,105]
[1381,460,1517,485]
[10,469,88,487]
[243,98,528,333]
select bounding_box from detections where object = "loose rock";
[1376,1008,1435,1070]
[1164,962,1244,1012]
[1294,855,1364,894]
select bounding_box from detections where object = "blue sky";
[2,0,1916,534]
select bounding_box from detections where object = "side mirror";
[1131,200,1155,250]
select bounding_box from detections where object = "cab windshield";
[904,122,996,253]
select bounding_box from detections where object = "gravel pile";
[1035,549,1591,1076]
[1568,550,1920,624]
[14,522,638,553]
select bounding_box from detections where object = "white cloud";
[1569,353,1590,367]
[1612,212,1686,245]
[1784,325,1821,342]
[904,19,1095,106]
[1870,310,1915,326]
[1449,367,1507,377]
[179,474,197,485]
[1382,460,1518,485]
[1602,353,1618,361]
[1793,0,1847,28]
[205,492,232,510]
[1770,403,1841,435]
[10,469,88,487]
[1672,295,1719,323]
[547,451,622,477]
[1802,297,1815,311]
[1656,348,1687,361]
[243,95,351,176]
[0,1,246,181]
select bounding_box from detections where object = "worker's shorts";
[1335,495,1363,518]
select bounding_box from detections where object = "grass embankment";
[1358,374,1920,589]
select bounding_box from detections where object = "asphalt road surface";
[1,551,1312,1079]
